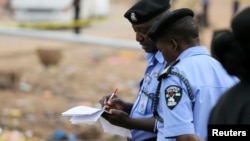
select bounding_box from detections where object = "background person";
[209,7,250,125]
[73,0,81,34]
[198,0,210,27]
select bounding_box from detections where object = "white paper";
[62,106,102,116]
[70,111,102,123]
[62,105,132,137]
[99,117,132,137]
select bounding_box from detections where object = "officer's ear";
[170,39,178,51]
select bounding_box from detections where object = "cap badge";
[130,12,137,22]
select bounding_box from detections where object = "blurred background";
[0,0,249,140]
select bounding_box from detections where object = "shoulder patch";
[165,85,182,110]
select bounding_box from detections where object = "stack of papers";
[62,106,132,137]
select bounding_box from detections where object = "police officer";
[209,7,250,125]
[147,8,239,141]
[99,0,170,141]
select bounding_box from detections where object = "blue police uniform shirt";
[128,51,166,141]
[156,46,239,141]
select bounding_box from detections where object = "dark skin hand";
[99,94,156,132]
[99,94,133,114]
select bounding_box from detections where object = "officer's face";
[156,37,178,63]
[132,22,158,53]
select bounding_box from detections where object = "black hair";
[211,30,250,81]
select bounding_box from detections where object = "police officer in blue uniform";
[147,8,239,141]
[99,0,170,141]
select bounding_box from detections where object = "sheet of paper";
[99,117,132,138]
[62,105,102,116]
[62,105,132,137]
[70,110,104,123]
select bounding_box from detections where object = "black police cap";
[232,7,250,42]
[147,8,194,41]
[124,0,171,25]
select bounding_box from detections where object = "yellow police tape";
[234,0,250,2]
[17,17,109,29]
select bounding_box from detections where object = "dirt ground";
[0,0,249,140]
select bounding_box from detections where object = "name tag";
[137,93,149,114]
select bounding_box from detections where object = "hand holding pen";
[103,88,118,113]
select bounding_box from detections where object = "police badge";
[130,12,137,22]
[165,85,182,110]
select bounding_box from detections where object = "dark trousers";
[74,6,81,34]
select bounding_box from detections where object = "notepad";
[62,105,132,137]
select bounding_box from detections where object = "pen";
[103,88,118,111]
[107,88,118,102]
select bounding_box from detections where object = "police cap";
[147,8,194,41]
[124,0,171,25]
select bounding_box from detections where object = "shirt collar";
[145,51,165,65]
[177,46,209,60]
